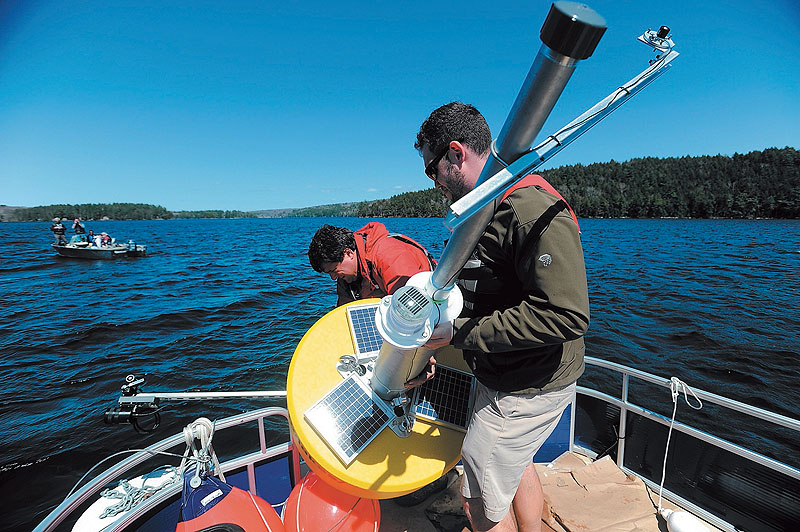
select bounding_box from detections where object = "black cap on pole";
[540,1,607,60]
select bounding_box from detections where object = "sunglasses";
[425,144,450,180]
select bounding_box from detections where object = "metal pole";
[443,47,679,229]
[118,390,287,405]
[619,373,629,468]
[430,1,606,293]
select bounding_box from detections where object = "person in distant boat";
[307,222,435,307]
[72,218,85,234]
[410,102,590,532]
[87,230,97,247]
[50,218,67,245]
[100,232,112,247]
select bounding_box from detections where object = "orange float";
[282,471,380,532]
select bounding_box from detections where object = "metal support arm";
[117,390,287,406]
[444,47,679,230]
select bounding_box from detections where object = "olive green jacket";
[452,182,590,393]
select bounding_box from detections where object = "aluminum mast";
[429,1,606,296]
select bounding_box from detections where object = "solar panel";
[305,374,393,465]
[413,365,476,431]
[346,303,383,355]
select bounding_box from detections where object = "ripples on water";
[1,217,798,530]
[582,220,800,414]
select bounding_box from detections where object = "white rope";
[657,377,703,510]
[68,417,232,522]
[96,416,222,520]
[66,448,186,499]
[180,417,225,482]
[98,465,179,519]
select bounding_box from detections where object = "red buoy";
[283,471,380,532]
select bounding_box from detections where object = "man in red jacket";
[308,222,435,307]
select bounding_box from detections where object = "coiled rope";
[97,417,225,520]
[98,465,178,519]
[180,417,225,483]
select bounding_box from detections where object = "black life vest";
[458,177,576,316]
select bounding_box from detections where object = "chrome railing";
[576,356,800,531]
[34,406,298,532]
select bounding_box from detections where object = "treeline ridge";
[314,147,798,219]
[8,147,798,221]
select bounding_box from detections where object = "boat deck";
[379,451,723,532]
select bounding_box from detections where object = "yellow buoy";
[286,299,469,499]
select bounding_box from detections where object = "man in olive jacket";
[415,102,590,532]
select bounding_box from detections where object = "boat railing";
[577,356,800,531]
[34,406,298,532]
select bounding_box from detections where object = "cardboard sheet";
[537,455,663,532]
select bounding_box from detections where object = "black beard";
[442,165,472,203]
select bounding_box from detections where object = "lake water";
[2,217,799,531]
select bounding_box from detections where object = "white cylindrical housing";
[372,286,435,400]
[371,344,436,401]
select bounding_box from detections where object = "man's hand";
[404,355,437,389]
[404,322,454,389]
[424,321,453,350]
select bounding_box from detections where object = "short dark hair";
[414,101,492,157]
[308,224,356,272]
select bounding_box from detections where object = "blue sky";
[1,0,798,211]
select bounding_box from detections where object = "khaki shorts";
[461,381,575,523]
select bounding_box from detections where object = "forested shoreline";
[6,204,255,222]
[342,147,800,219]
[5,147,798,221]
[9,203,174,222]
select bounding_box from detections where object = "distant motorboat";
[52,234,147,260]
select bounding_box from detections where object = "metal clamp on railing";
[103,374,287,433]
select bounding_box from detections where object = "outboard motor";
[126,240,136,252]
